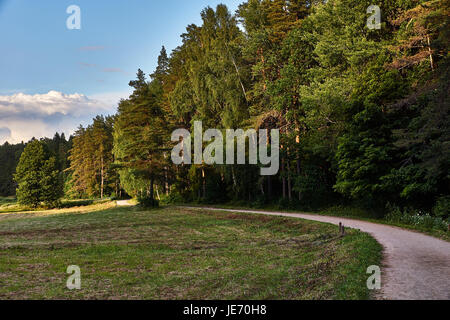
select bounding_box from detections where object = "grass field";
[0,204,381,300]
[0,197,113,214]
[0,197,18,212]
[192,203,450,242]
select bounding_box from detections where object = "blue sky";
[0,0,243,143]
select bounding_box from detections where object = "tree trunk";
[202,167,206,199]
[100,156,104,199]
[297,159,302,201]
[155,185,161,201]
[282,158,286,199]
[165,166,169,196]
[150,177,154,202]
[427,35,434,71]
[287,158,292,201]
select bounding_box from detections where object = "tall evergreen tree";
[0,142,25,196]
[14,140,62,208]
[68,116,116,199]
[114,70,169,205]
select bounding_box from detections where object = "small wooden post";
[339,223,345,236]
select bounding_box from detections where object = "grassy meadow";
[0,203,381,300]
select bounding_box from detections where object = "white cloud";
[0,90,130,144]
[0,91,109,117]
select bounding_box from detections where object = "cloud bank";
[0,90,128,144]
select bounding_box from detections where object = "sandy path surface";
[116,200,134,206]
[184,207,450,300]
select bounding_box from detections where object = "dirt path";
[116,200,134,206]
[184,207,450,300]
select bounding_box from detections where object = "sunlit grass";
[0,205,381,300]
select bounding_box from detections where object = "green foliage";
[14,140,62,208]
[5,0,448,217]
[0,133,70,198]
[383,61,450,208]
[334,104,393,206]
[137,194,159,208]
[161,191,185,205]
[167,0,448,214]
[68,116,117,199]
[386,204,449,231]
[0,142,24,196]
[113,64,170,204]
[433,196,450,220]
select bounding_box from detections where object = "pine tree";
[0,142,25,196]
[151,46,170,84]
[14,140,62,208]
[68,116,115,199]
[388,0,449,71]
[114,70,169,206]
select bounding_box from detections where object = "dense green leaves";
[0,142,24,196]
[113,66,169,205]
[14,140,62,208]
[0,0,448,216]
[68,116,117,199]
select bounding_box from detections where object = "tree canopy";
[1,0,448,216]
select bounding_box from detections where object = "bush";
[385,203,403,222]
[162,192,185,205]
[277,198,291,210]
[59,199,94,208]
[386,204,449,231]
[250,195,266,209]
[433,196,450,220]
[137,195,159,208]
[433,217,449,231]
[417,213,435,230]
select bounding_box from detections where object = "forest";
[1,0,449,219]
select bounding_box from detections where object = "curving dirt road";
[184,207,450,300]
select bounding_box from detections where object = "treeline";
[0,142,24,196]
[99,0,447,215]
[0,133,71,197]
[2,0,449,218]
[68,115,120,199]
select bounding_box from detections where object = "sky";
[0,0,243,144]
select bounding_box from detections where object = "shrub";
[385,203,403,223]
[386,204,449,231]
[137,195,159,208]
[59,199,94,208]
[433,196,450,220]
[417,214,435,230]
[250,195,266,209]
[277,198,291,210]
[162,192,185,205]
